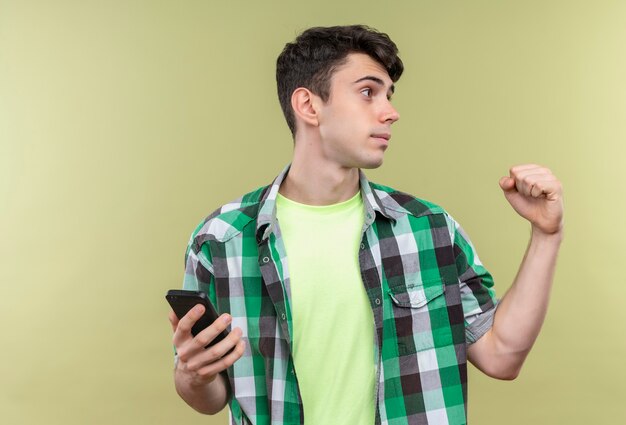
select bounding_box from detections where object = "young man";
[169,25,563,425]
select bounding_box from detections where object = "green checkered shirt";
[183,165,497,425]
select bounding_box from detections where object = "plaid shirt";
[183,165,497,425]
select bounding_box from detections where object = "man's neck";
[279,156,360,206]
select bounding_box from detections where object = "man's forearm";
[494,228,562,348]
[174,366,230,415]
[469,227,562,378]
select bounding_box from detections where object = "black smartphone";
[166,289,229,347]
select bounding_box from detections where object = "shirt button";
[281,313,286,320]
[375,298,381,305]
[262,256,269,263]
[360,243,365,250]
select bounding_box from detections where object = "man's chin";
[358,157,385,170]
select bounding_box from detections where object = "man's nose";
[382,102,400,124]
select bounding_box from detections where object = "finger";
[511,170,554,197]
[190,313,233,351]
[511,166,552,180]
[519,174,559,198]
[510,165,551,192]
[187,326,242,371]
[499,176,516,192]
[529,182,542,198]
[503,165,550,193]
[528,175,562,200]
[509,164,545,175]
[515,172,544,197]
[168,310,180,333]
[172,304,205,347]
[196,339,247,379]
[177,313,232,362]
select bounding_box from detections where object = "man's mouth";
[371,133,391,142]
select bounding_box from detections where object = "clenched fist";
[499,164,564,235]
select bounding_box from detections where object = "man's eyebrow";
[352,76,395,94]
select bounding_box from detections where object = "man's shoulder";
[188,179,454,245]
[369,181,447,219]
[189,184,270,245]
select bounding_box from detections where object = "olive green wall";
[1,1,624,423]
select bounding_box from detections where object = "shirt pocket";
[387,278,448,353]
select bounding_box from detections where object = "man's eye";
[361,88,372,97]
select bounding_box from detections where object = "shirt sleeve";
[183,235,217,304]
[448,216,498,345]
[173,233,216,361]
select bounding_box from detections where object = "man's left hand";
[499,164,564,235]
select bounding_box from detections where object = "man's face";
[314,53,400,169]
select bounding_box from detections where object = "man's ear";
[291,88,320,128]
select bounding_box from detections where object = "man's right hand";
[169,304,246,387]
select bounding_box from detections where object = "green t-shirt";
[276,191,375,424]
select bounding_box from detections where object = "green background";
[1,0,624,423]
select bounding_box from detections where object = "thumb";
[168,310,180,333]
[499,176,516,192]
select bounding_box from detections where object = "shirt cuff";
[465,301,498,345]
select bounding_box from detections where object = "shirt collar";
[256,164,401,242]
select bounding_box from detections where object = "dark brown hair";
[276,25,404,137]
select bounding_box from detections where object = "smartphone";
[166,289,229,347]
